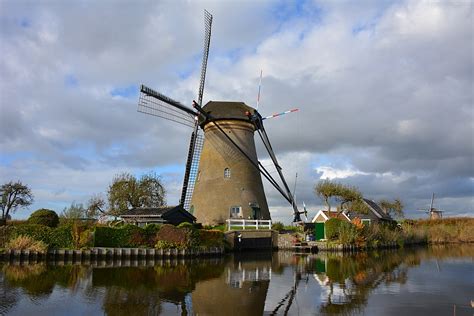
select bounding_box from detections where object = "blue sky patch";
[0,151,34,166]
[110,84,138,98]
[272,0,323,23]
[176,53,201,80]
[64,74,78,87]
[19,17,30,28]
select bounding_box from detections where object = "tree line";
[314,179,404,218]
[2,175,404,223]
[0,171,166,224]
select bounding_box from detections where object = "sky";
[0,0,472,223]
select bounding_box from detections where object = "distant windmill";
[421,193,444,220]
[137,10,301,225]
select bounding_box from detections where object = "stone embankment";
[1,247,224,262]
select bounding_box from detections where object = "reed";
[5,235,48,253]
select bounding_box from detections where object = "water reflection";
[1,245,473,315]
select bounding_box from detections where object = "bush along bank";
[312,218,428,252]
[0,221,226,260]
[312,217,474,252]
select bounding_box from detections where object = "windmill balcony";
[226,219,272,231]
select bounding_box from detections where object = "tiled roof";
[345,211,372,220]
[363,198,394,220]
[121,206,178,217]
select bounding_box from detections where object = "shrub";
[10,224,74,249]
[142,224,161,246]
[177,222,194,229]
[12,224,52,245]
[49,225,73,248]
[6,235,48,253]
[94,224,148,247]
[155,224,191,248]
[0,225,14,248]
[338,223,359,245]
[70,221,89,248]
[78,229,94,248]
[28,209,59,227]
[197,230,225,248]
[271,222,285,231]
[155,240,184,249]
[325,218,344,240]
[362,223,401,246]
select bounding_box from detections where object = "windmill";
[420,193,444,220]
[137,10,301,225]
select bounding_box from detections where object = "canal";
[1,244,473,315]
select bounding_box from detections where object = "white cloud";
[315,166,369,180]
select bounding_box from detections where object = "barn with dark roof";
[120,205,196,227]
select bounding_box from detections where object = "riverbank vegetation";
[320,217,474,247]
[407,217,474,243]
[0,212,225,253]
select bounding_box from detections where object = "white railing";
[226,219,272,231]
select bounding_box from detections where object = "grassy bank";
[316,217,474,248]
[408,217,474,243]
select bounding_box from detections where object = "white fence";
[226,219,272,231]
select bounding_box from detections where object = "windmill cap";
[200,101,256,125]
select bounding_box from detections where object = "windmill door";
[251,206,261,220]
[315,222,325,240]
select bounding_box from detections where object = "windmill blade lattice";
[197,10,213,106]
[179,10,212,211]
[182,131,204,210]
[138,85,197,128]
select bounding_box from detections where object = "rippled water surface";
[1,245,473,315]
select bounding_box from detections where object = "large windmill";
[137,10,302,225]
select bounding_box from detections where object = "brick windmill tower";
[137,10,302,225]
[191,101,270,225]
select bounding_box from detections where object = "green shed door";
[315,222,325,240]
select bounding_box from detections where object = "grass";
[324,217,474,247]
[409,217,474,243]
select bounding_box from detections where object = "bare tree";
[86,194,107,218]
[0,181,34,224]
[61,202,86,219]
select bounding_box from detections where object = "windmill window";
[230,206,242,218]
[224,168,231,178]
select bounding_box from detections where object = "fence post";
[243,220,246,230]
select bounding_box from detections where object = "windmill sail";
[197,10,213,106]
[181,131,204,211]
[138,84,197,128]
[180,10,213,211]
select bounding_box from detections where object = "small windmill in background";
[420,193,444,220]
